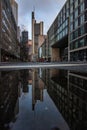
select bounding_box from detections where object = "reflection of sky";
[10,86,69,130]
[16,0,66,38]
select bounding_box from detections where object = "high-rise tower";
[32,11,43,61]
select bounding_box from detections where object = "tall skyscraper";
[32,11,43,61]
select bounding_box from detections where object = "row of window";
[70,24,86,41]
[70,1,85,14]
[70,13,86,32]
[70,36,87,50]
[70,48,87,61]
[58,11,69,27]
[57,19,68,33]
[70,7,85,24]
[54,27,68,42]
[69,75,87,90]
[70,0,84,5]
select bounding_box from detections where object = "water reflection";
[0,68,87,130]
[20,70,29,93]
[32,69,44,111]
[45,69,87,130]
[0,71,20,130]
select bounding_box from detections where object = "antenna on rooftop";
[33,5,35,13]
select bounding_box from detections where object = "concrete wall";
[51,48,60,62]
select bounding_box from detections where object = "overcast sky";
[16,0,66,39]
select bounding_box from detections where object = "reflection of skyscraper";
[21,70,29,93]
[32,69,44,111]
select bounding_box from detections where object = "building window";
[80,0,84,3]
[70,23,73,32]
[70,33,73,41]
[70,14,73,22]
[74,19,78,29]
[70,42,73,50]
[70,6,73,13]
[66,2,69,9]
[80,14,84,25]
[80,25,85,36]
[74,30,78,39]
[70,0,74,5]
[75,41,78,49]
[66,19,68,26]
[65,27,68,34]
[66,10,69,17]
[75,0,78,9]
[74,9,78,19]
[63,22,66,29]
[79,38,84,47]
[80,2,84,13]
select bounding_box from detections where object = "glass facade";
[47,0,87,61]
[47,1,69,61]
[69,0,87,61]
[47,1,69,47]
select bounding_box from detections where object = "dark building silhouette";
[20,31,29,61]
[22,31,28,44]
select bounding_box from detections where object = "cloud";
[16,0,67,38]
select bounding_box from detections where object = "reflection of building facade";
[0,71,20,129]
[0,0,20,62]
[39,68,50,89]
[46,69,87,130]
[32,69,44,110]
[32,11,43,61]
[20,70,29,93]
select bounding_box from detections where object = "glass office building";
[70,0,87,61]
[47,0,87,61]
[47,0,69,61]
